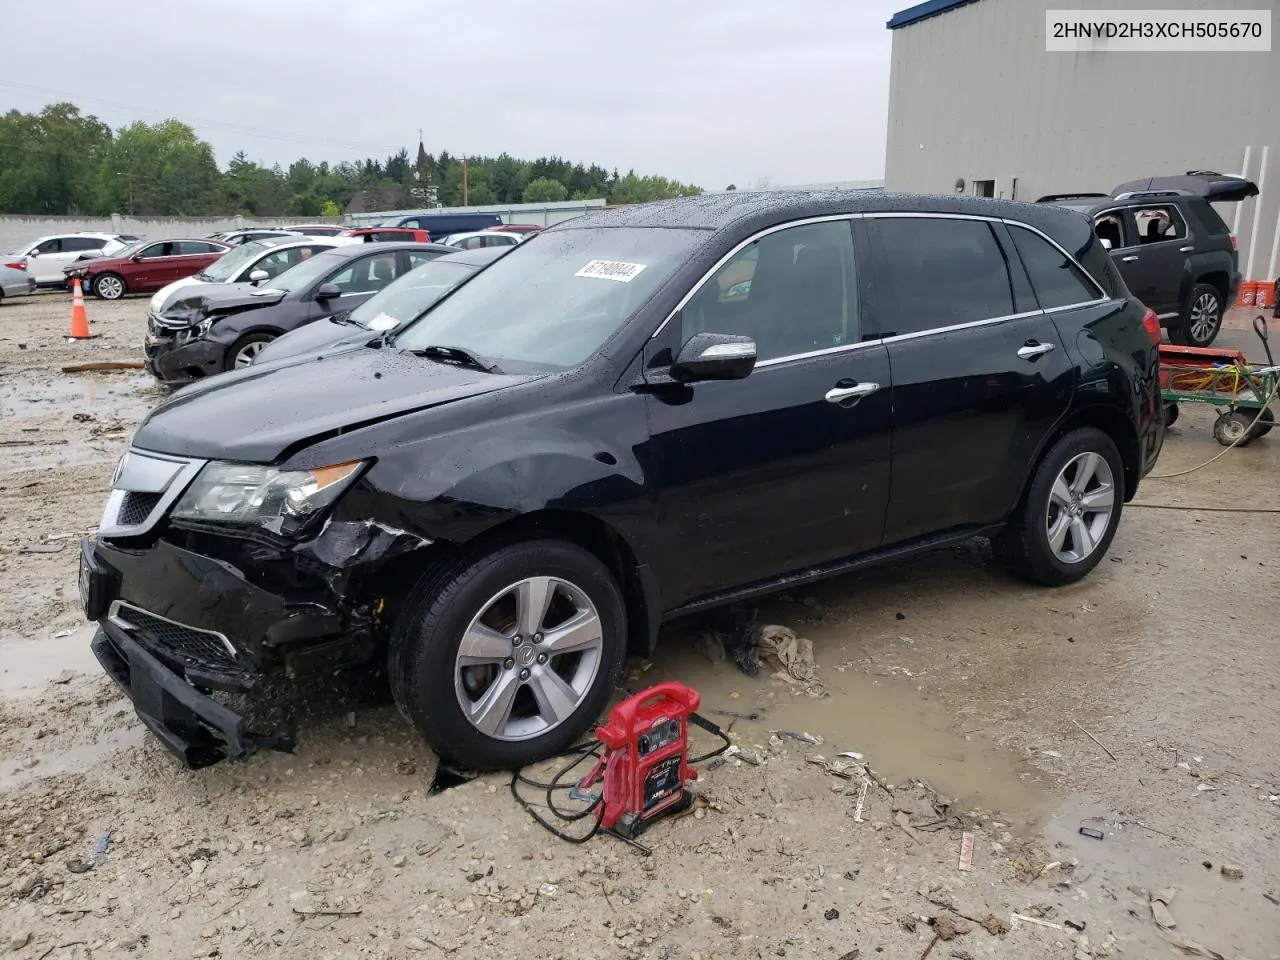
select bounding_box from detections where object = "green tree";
[0,103,111,214]
[320,199,341,217]
[103,120,221,215]
[608,171,702,205]
[523,177,568,203]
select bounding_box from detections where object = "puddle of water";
[0,374,156,422]
[0,626,100,696]
[642,617,1050,825]
[0,723,146,792]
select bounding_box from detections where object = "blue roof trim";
[887,0,982,29]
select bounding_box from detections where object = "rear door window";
[1134,205,1187,244]
[63,237,105,252]
[864,217,1014,336]
[1008,226,1102,309]
[326,253,402,295]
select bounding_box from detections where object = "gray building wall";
[885,0,1280,283]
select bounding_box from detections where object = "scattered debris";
[777,730,824,745]
[825,908,840,920]
[929,915,971,940]
[1079,827,1105,840]
[892,780,957,832]
[1070,718,1118,760]
[1263,891,1279,906]
[852,778,870,823]
[709,708,762,721]
[60,360,145,373]
[1011,913,1064,930]
[699,605,760,676]
[1219,864,1244,880]
[65,858,92,874]
[1064,919,1087,932]
[291,905,363,917]
[978,915,1009,937]
[1149,888,1177,929]
[1155,933,1227,959]
[16,542,64,554]
[958,831,975,872]
[394,760,417,776]
[51,670,76,684]
[894,811,924,844]
[758,624,823,692]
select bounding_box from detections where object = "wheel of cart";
[1162,402,1179,427]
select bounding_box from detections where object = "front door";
[644,218,893,607]
[861,215,1074,543]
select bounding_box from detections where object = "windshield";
[263,249,347,294]
[197,241,267,282]
[348,260,476,330]
[395,227,704,368]
[105,240,149,260]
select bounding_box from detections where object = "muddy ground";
[2,292,1278,960]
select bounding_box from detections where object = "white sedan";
[147,237,341,313]
[434,230,523,250]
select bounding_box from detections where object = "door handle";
[1179,245,1195,252]
[1017,341,1056,360]
[825,382,880,403]
[1121,255,1139,262]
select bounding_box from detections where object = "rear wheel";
[1167,284,1223,347]
[996,427,1124,586]
[389,539,626,769]
[225,332,277,370]
[93,273,125,300]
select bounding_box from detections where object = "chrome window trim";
[651,210,1114,361]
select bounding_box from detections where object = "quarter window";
[1008,226,1100,309]
[681,220,859,362]
[866,217,1014,336]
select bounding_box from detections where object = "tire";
[1162,402,1179,427]
[995,427,1125,586]
[389,539,627,769]
[93,272,126,301]
[1167,283,1223,347]
[1247,406,1273,440]
[1213,410,1255,447]
[225,332,277,371]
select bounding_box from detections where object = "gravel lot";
[2,292,1278,959]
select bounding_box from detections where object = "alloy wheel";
[234,341,268,367]
[1188,292,1220,344]
[453,575,604,741]
[1045,451,1115,564]
[96,275,124,300]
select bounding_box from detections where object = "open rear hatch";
[1112,171,1260,204]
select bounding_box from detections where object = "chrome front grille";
[107,601,240,675]
[99,448,206,538]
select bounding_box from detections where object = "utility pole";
[462,157,469,207]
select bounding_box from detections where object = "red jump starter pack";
[581,682,701,839]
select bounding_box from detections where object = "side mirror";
[248,269,270,284]
[670,333,757,383]
[315,282,341,300]
[131,253,145,261]
[1100,237,1113,250]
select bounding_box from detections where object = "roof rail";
[1035,192,1109,203]
[1111,189,1192,200]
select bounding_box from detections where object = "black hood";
[161,282,287,324]
[133,346,537,462]
[250,315,373,365]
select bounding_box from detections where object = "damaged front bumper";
[80,514,429,767]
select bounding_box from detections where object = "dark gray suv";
[1040,172,1257,348]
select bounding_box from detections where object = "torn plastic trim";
[295,518,434,570]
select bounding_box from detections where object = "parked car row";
[82,190,1164,773]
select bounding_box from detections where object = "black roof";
[313,241,446,260]
[557,190,1090,250]
[437,246,511,268]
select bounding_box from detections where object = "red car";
[339,227,432,243]
[67,238,232,301]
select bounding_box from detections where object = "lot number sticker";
[575,260,648,283]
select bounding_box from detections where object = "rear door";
[1117,204,1192,316]
[645,218,893,606]
[861,214,1076,543]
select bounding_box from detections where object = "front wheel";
[389,539,627,769]
[1167,284,1224,347]
[225,332,277,370]
[996,427,1125,586]
[93,273,125,300]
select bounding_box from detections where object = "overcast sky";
[2,0,903,189]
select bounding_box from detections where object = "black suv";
[1039,172,1257,348]
[80,192,1163,771]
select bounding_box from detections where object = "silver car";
[0,261,37,304]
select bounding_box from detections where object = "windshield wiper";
[407,344,498,373]
[329,310,361,326]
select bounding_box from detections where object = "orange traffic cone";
[68,279,95,340]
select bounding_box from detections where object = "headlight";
[175,318,215,343]
[172,460,365,536]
